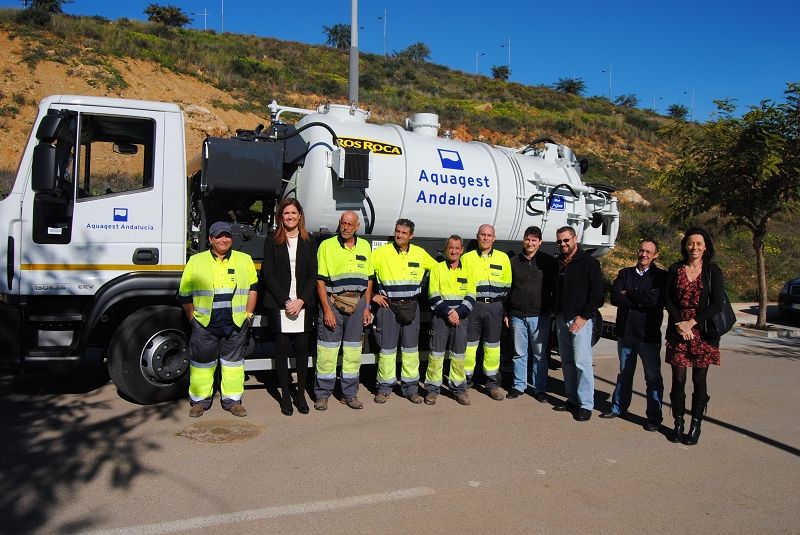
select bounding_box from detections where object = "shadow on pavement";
[0,373,181,533]
[734,337,800,360]
[594,372,800,458]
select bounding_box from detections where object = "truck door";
[20,106,165,296]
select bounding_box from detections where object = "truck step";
[28,312,84,323]
[25,347,80,362]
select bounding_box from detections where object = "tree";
[553,77,585,96]
[491,65,510,81]
[667,103,689,120]
[144,4,191,28]
[322,23,350,50]
[654,83,800,328]
[394,42,431,63]
[614,94,639,108]
[21,0,70,13]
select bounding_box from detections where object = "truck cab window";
[76,115,155,200]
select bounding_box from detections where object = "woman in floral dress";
[664,228,725,445]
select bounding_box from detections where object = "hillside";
[0,10,796,300]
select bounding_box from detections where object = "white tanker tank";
[272,101,618,256]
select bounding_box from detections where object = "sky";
[3,0,798,121]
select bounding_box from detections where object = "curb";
[733,323,800,339]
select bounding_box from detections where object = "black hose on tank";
[363,192,376,234]
[270,121,339,146]
[547,183,577,210]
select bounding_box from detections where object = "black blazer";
[611,265,666,342]
[664,261,725,345]
[261,232,318,333]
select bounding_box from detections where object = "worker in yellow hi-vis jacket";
[178,221,258,418]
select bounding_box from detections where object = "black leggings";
[273,332,310,400]
[671,365,709,400]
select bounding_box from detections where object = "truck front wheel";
[108,306,190,404]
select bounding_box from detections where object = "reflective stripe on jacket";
[428,260,476,317]
[179,249,258,328]
[317,235,373,294]
[372,242,437,300]
[461,249,512,300]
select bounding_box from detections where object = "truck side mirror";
[31,143,57,193]
[31,113,64,193]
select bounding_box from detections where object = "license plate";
[792,303,800,310]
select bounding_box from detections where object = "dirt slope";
[0,30,270,171]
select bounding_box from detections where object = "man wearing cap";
[179,221,258,417]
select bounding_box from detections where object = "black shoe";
[533,392,548,403]
[505,388,523,399]
[599,409,618,419]
[553,401,576,413]
[643,421,659,432]
[574,408,592,421]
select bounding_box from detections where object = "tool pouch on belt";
[330,292,361,315]
[389,299,417,325]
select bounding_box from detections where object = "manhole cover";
[177,419,264,443]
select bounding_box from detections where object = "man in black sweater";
[553,226,604,421]
[600,239,666,431]
[503,226,557,402]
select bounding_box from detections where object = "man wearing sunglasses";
[553,226,604,421]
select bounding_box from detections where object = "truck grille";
[790,284,800,297]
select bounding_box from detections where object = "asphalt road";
[1,313,798,534]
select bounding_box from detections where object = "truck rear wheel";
[108,305,190,404]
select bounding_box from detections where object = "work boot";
[227,403,247,417]
[668,392,686,443]
[374,392,390,404]
[407,392,423,404]
[344,397,363,409]
[424,393,438,405]
[314,397,328,411]
[189,404,204,418]
[455,392,471,406]
[488,388,505,401]
[682,394,710,446]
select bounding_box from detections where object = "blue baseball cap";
[208,221,233,237]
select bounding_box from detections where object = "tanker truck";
[0,95,618,404]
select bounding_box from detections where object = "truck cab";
[0,96,189,401]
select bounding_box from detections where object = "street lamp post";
[191,9,208,31]
[500,38,511,77]
[601,64,612,100]
[475,51,485,75]
[652,96,663,112]
[377,8,387,58]
[684,87,695,121]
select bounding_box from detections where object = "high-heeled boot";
[280,390,293,416]
[668,392,685,443]
[682,394,710,445]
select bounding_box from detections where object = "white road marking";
[77,487,435,535]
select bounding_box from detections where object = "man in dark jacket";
[553,226,604,421]
[600,240,667,431]
[504,226,557,402]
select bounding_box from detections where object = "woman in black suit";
[664,227,724,445]
[261,199,317,415]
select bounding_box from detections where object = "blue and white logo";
[550,195,566,211]
[437,149,464,170]
[113,208,128,222]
